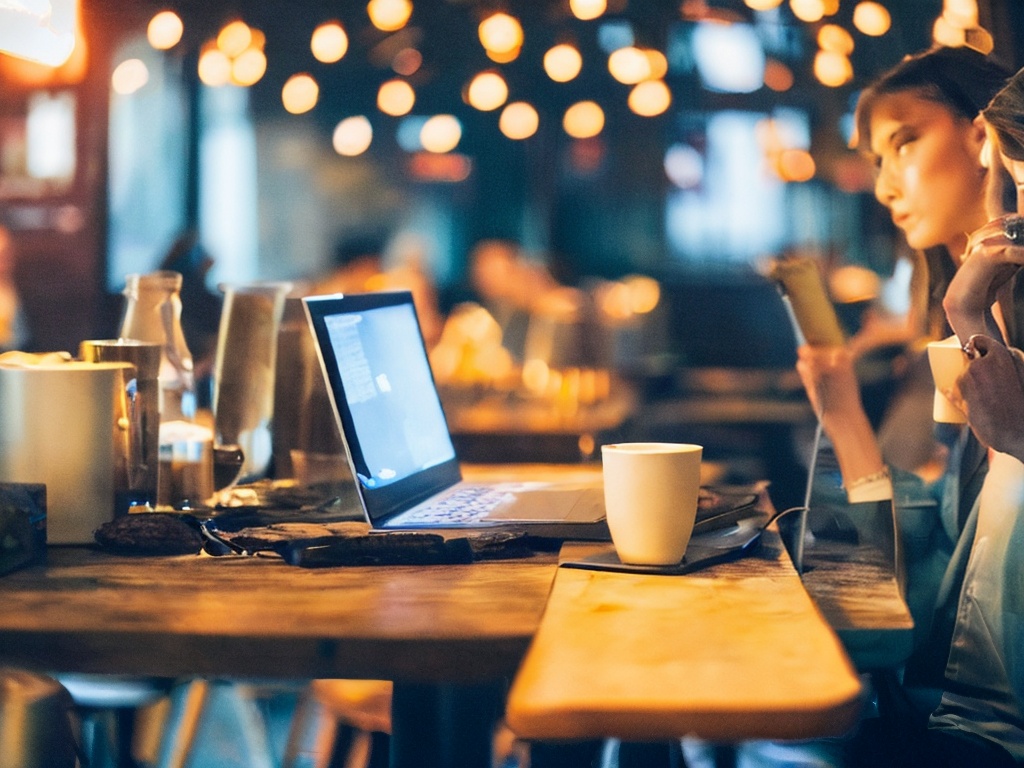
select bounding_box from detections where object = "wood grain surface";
[506,529,864,742]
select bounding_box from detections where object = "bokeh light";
[421,114,462,153]
[817,24,853,55]
[644,49,668,80]
[377,79,416,116]
[499,102,539,140]
[282,73,319,114]
[543,44,583,82]
[569,0,606,21]
[466,71,508,111]
[392,47,422,75]
[628,80,671,117]
[367,0,413,32]
[231,47,266,86]
[763,59,794,92]
[563,101,604,139]
[744,0,783,9]
[311,22,348,63]
[147,11,183,51]
[112,58,149,95]
[198,47,231,87]
[789,0,825,23]
[813,50,853,87]
[217,20,252,58]
[478,13,523,56]
[333,116,373,156]
[852,1,891,36]
[663,143,703,189]
[608,46,651,85]
[777,149,816,182]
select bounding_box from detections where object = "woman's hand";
[949,334,1024,462]
[944,215,1024,340]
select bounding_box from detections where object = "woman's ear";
[970,115,990,167]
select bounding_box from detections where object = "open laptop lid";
[303,291,463,527]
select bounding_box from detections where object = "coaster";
[560,515,765,576]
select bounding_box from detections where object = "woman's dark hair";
[983,66,1024,162]
[854,46,1012,152]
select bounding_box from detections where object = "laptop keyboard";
[399,485,512,524]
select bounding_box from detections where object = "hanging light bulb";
[500,102,539,140]
[367,0,413,32]
[147,11,183,51]
[378,79,416,116]
[544,44,583,82]
[311,22,348,63]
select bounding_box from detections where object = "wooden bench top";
[505,531,865,742]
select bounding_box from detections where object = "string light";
[852,2,891,36]
[282,73,319,114]
[333,116,373,156]
[378,79,416,116]
[499,102,539,140]
[367,0,413,32]
[147,11,183,51]
[544,44,583,83]
[311,22,348,63]
[563,101,604,139]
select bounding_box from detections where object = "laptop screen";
[304,291,462,522]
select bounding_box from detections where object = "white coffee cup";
[601,442,703,566]
[926,335,969,424]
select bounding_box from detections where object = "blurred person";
[0,225,27,351]
[159,231,223,407]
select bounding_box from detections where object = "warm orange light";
[544,44,582,82]
[282,74,319,114]
[147,11,183,51]
[777,149,816,182]
[852,1,891,36]
[744,0,783,9]
[790,0,825,22]
[311,22,348,63]
[563,101,604,139]
[813,49,852,87]
[499,102,539,140]
[608,46,650,85]
[466,71,508,111]
[111,58,149,95]
[392,47,422,75]
[644,49,668,80]
[763,59,794,92]
[628,80,671,117]
[198,46,231,87]
[367,0,413,32]
[478,13,523,55]
[231,47,266,86]
[0,0,78,67]
[569,0,606,21]
[944,0,978,27]
[333,116,373,156]
[217,21,252,58]
[817,24,854,55]
[486,45,521,64]
[421,115,462,153]
[377,79,415,116]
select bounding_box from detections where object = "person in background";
[159,230,223,408]
[750,46,1012,768]
[916,64,1024,766]
[0,224,27,351]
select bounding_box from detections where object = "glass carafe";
[120,271,197,422]
[212,281,292,482]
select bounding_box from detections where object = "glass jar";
[119,270,197,422]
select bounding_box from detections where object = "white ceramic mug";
[926,335,969,424]
[601,442,703,565]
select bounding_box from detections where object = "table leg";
[389,681,504,768]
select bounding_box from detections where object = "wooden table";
[505,531,865,743]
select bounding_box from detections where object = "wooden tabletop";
[0,546,559,683]
[505,531,865,742]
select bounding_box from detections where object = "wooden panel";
[505,532,864,742]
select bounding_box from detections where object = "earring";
[979,137,993,170]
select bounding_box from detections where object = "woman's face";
[868,90,988,256]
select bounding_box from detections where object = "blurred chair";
[0,668,78,768]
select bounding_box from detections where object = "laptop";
[302,290,610,540]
